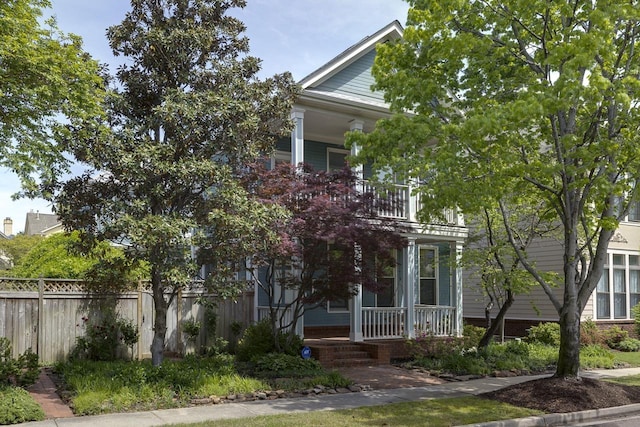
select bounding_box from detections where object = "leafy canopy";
[0,0,105,197]
[349,0,640,378]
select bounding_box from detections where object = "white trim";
[418,245,439,305]
[327,147,350,171]
[299,21,403,89]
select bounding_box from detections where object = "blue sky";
[1,0,410,234]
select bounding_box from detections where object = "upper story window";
[628,200,640,222]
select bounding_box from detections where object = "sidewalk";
[19,367,640,427]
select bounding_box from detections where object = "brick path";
[27,369,74,419]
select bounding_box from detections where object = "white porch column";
[453,241,464,337]
[405,238,417,339]
[348,119,365,342]
[291,109,305,166]
[350,245,364,342]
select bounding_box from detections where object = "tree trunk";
[479,290,513,348]
[150,268,168,366]
[555,299,581,378]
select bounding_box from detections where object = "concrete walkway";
[18,367,640,427]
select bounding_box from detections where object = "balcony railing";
[362,181,462,226]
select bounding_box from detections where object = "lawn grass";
[170,396,543,427]
[612,350,640,367]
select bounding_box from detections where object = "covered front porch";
[256,236,465,343]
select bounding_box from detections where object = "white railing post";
[405,239,416,339]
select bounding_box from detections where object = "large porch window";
[419,246,438,305]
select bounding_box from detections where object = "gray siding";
[315,50,386,104]
[463,237,564,323]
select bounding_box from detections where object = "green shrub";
[0,386,45,424]
[616,338,640,352]
[406,332,465,359]
[462,324,486,348]
[633,303,640,337]
[253,353,323,377]
[236,319,303,362]
[71,310,139,361]
[581,319,605,346]
[0,339,40,387]
[580,344,615,369]
[525,322,561,346]
[602,325,629,349]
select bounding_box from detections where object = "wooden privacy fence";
[0,277,254,363]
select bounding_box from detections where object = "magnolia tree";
[200,163,407,351]
[349,1,640,378]
[55,0,297,366]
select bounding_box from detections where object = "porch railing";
[362,307,407,339]
[414,305,455,337]
[362,181,409,220]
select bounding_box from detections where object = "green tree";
[0,234,43,271]
[55,0,298,366]
[9,232,133,279]
[349,1,640,378]
[0,0,105,197]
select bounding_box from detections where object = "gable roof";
[299,20,403,90]
[24,212,61,236]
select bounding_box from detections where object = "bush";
[0,386,45,424]
[253,353,323,377]
[525,322,561,346]
[615,338,640,352]
[0,339,40,387]
[406,332,465,359]
[462,324,486,348]
[71,310,139,361]
[236,319,303,362]
[580,344,615,369]
[581,319,606,346]
[632,303,640,337]
[602,325,629,349]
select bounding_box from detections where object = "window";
[419,247,437,305]
[596,252,640,320]
[629,201,640,222]
[597,268,610,319]
[613,255,627,318]
[270,150,291,169]
[327,148,349,172]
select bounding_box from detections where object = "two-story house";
[252,21,468,351]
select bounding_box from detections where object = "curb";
[460,402,640,426]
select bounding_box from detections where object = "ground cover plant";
[0,386,45,425]
[55,353,352,416]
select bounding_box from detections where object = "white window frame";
[595,251,640,320]
[418,245,439,306]
[327,147,350,172]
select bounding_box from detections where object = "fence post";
[137,281,143,360]
[176,288,183,355]
[37,277,44,363]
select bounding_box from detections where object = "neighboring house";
[463,195,640,338]
[24,211,63,237]
[254,21,468,343]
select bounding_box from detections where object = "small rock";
[275,390,286,397]
[226,394,237,401]
[336,388,350,393]
[191,398,213,405]
[327,389,337,394]
[348,385,362,392]
[212,397,222,404]
[256,392,267,400]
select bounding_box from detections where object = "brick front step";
[307,341,391,368]
[332,358,375,367]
